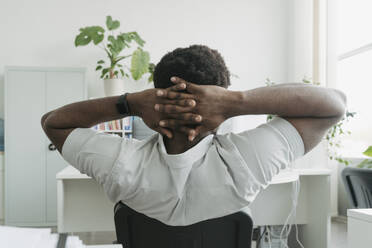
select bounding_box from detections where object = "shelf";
[96,130,132,133]
[93,117,133,134]
[98,130,123,132]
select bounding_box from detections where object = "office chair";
[342,167,372,208]
[114,202,253,248]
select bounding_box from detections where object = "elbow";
[332,89,347,119]
[41,111,53,131]
[335,89,347,106]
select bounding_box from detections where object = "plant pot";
[104,79,125,96]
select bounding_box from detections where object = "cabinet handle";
[48,143,57,151]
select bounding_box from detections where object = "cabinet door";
[45,71,85,222]
[5,70,46,224]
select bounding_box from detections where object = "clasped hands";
[130,77,232,141]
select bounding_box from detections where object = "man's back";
[61,117,304,225]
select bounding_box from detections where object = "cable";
[265,144,306,248]
[267,226,272,248]
[276,181,297,248]
[294,180,305,248]
[276,147,299,247]
[292,180,304,248]
[256,226,266,247]
[266,178,304,248]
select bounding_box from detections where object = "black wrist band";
[116,93,131,115]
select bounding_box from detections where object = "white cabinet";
[0,152,4,221]
[4,67,86,226]
[348,209,372,248]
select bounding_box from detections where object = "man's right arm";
[226,83,346,153]
[156,77,347,154]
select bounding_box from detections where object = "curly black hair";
[153,45,230,89]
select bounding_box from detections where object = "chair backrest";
[342,167,372,208]
[114,202,253,248]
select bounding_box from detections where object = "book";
[91,117,133,138]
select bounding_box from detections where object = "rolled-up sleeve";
[227,117,305,186]
[61,128,123,186]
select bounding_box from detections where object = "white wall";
[287,0,314,82]
[0,0,293,120]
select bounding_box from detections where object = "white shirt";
[62,117,304,226]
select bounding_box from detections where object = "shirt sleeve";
[226,117,305,186]
[61,128,124,186]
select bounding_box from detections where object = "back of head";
[153,45,230,89]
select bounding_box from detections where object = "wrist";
[223,90,244,119]
[126,92,141,117]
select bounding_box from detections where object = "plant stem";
[109,69,114,79]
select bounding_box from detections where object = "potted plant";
[75,16,154,96]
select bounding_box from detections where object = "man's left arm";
[41,84,197,154]
[41,95,125,153]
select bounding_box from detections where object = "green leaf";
[147,63,155,83]
[130,32,145,47]
[148,73,154,83]
[357,159,372,168]
[363,146,372,157]
[116,55,132,63]
[131,48,150,80]
[148,63,155,74]
[120,69,125,77]
[108,35,124,56]
[75,33,91,46]
[75,26,105,46]
[97,60,105,64]
[95,65,102,71]
[106,16,120,31]
[101,68,109,78]
[118,32,145,47]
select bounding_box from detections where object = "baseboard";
[331,211,339,218]
[331,215,347,224]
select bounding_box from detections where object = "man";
[41,45,346,226]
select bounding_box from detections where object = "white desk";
[249,168,331,248]
[57,166,115,233]
[347,209,372,248]
[57,166,331,247]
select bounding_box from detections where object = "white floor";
[331,216,348,248]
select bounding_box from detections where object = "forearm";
[41,85,191,152]
[42,96,126,129]
[226,83,346,118]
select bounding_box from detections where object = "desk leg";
[301,175,331,248]
[57,179,64,233]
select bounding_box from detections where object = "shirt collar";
[157,133,214,168]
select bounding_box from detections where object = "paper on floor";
[0,225,85,248]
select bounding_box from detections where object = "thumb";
[189,125,203,141]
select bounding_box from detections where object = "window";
[336,0,372,156]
